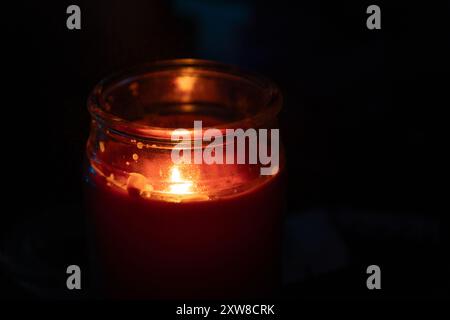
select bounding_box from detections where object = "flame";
[175,76,196,92]
[168,166,193,195]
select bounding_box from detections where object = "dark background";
[1,0,447,300]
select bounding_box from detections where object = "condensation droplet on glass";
[132,153,139,161]
[99,141,105,153]
[137,142,144,149]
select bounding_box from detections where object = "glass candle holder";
[85,59,285,299]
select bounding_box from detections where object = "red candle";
[85,60,284,299]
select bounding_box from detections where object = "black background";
[1,0,448,300]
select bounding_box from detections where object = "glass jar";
[85,59,285,299]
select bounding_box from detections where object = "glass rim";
[87,59,282,141]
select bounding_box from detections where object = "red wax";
[86,165,284,299]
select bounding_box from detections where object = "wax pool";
[85,162,284,299]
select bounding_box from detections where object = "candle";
[85,59,284,299]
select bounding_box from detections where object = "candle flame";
[168,166,193,195]
[175,76,196,92]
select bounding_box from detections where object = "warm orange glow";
[168,166,193,195]
[175,76,196,92]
